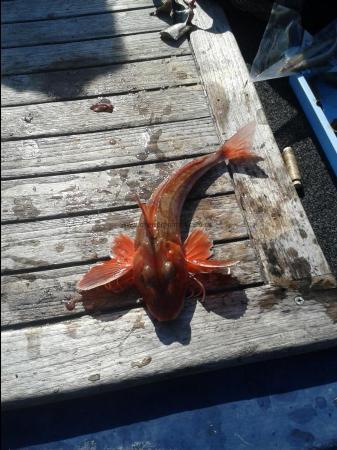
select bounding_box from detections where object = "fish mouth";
[145,296,184,322]
[152,310,181,322]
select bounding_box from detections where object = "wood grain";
[1,119,219,178]
[1,0,336,409]
[1,56,198,106]
[2,32,190,75]
[1,239,262,327]
[1,85,209,140]
[1,9,167,48]
[190,1,336,289]
[1,159,233,222]
[1,0,153,23]
[1,194,248,272]
[2,9,166,48]
[2,284,336,407]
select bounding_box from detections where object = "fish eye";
[162,261,175,281]
[141,264,156,286]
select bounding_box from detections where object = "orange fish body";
[76,123,261,321]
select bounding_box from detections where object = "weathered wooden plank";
[1,56,198,106]
[1,0,153,23]
[2,285,336,407]
[1,85,209,140]
[2,32,190,75]
[1,194,248,272]
[1,239,262,327]
[1,118,218,178]
[1,159,233,222]
[2,9,165,48]
[190,1,336,290]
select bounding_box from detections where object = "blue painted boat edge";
[289,74,337,177]
[2,346,337,450]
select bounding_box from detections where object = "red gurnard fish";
[76,123,261,321]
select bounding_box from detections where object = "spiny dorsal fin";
[135,195,156,239]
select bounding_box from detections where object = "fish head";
[133,239,189,321]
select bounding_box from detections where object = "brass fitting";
[282,146,303,195]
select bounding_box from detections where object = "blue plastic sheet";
[3,348,337,450]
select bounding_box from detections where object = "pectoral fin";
[185,258,239,274]
[77,234,135,291]
[184,228,213,261]
[184,228,239,274]
[77,259,133,291]
[110,233,135,263]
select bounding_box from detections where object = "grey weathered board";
[1,118,217,177]
[2,32,190,75]
[2,55,198,106]
[1,85,209,139]
[2,195,248,272]
[2,286,337,408]
[1,158,234,222]
[1,0,336,408]
[1,0,154,23]
[2,8,164,48]
[2,239,262,327]
[190,1,336,290]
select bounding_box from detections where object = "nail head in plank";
[1,239,262,327]
[2,285,336,407]
[1,194,248,272]
[1,85,208,140]
[1,56,199,106]
[189,1,335,289]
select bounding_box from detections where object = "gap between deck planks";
[190,0,336,290]
[2,8,164,48]
[1,118,218,178]
[2,32,191,75]
[2,0,336,409]
[1,194,249,272]
[1,55,199,106]
[2,239,262,327]
[1,85,209,140]
[2,284,337,408]
[1,0,154,23]
[1,158,234,222]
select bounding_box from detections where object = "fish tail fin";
[220,122,262,163]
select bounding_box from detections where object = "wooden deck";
[1,0,337,408]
